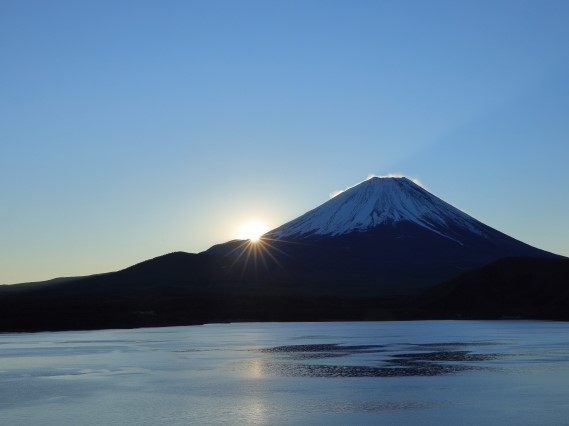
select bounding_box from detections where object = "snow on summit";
[268,177,488,241]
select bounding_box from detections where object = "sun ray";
[219,228,323,280]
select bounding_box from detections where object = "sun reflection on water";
[249,358,264,378]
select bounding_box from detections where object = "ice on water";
[2,320,569,425]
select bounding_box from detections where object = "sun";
[236,221,269,242]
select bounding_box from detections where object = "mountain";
[207,177,558,294]
[0,176,564,332]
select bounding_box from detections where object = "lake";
[2,320,569,425]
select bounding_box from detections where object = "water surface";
[2,320,569,425]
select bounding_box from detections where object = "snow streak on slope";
[268,177,489,242]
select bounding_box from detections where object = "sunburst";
[236,221,268,242]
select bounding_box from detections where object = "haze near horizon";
[1,0,568,284]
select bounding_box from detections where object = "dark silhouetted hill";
[423,257,569,320]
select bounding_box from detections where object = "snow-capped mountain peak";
[267,177,487,241]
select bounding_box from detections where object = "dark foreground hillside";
[0,255,568,332]
[424,257,569,320]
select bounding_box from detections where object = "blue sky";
[1,0,568,284]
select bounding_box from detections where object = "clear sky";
[2,0,568,284]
